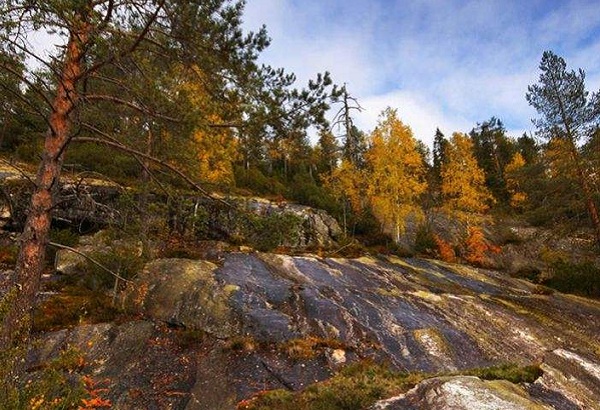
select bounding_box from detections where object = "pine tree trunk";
[567,140,600,246]
[0,28,86,348]
[139,130,153,258]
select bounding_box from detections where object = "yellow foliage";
[505,152,527,209]
[193,118,238,185]
[323,159,367,214]
[545,137,576,179]
[178,67,239,185]
[441,133,493,215]
[366,108,427,241]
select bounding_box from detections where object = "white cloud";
[356,90,472,146]
[242,0,600,146]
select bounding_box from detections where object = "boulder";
[121,258,240,338]
[371,376,548,410]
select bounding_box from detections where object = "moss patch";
[239,361,544,410]
[238,360,423,410]
[0,346,99,409]
[33,285,122,333]
[463,363,542,384]
[281,336,347,360]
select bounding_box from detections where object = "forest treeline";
[2,46,599,245]
[0,1,599,350]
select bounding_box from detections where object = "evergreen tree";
[0,0,335,348]
[432,128,448,184]
[469,117,516,204]
[526,50,600,244]
[516,133,540,164]
[315,130,339,176]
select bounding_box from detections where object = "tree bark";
[568,139,600,246]
[0,24,87,348]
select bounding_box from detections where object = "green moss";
[281,336,346,360]
[239,360,424,410]
[0,346,90,409]
[464,363,542,384]
[32,284,122,333]
[542,260,600,298]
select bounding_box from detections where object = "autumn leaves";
[325,108,494,240]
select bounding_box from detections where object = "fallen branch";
[49,241,132,284]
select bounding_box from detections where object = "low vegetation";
[237,360,424,410]
[237,360,543,410]
[0,346,111,410]
[463,363,543,384]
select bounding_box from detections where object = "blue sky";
[242,0,600,146]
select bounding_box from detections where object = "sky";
[241,0,600,146]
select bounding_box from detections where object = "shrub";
[433,235,456,263]
[542,260,600,298]
[414,224,437,255]
[33,284,121,333]
[83,245,145,291]
[47,228,81,262]
[246,213,302,252]
[286,174,342,217]
[234,166,286,197]
[464,363,542,384]
[0,346,94,410]
[65,142,139,181]
[238,360,422,410]
[463,227,500,267]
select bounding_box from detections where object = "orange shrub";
[433,234,456,263]
[464,226,499,266]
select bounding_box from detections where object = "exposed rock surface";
[238,197,342,247]
[371,375,550,409]
[2,176,341,248]
[32,252,600,409]
[121,258,240,338]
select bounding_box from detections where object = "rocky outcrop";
[2,178,123,231]
[2,176,341,248]
[372,376,548,410]
[33,252,600,409]
[236,197,342,247]
[121,258,240,338]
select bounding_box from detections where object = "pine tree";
[526,50,600,244]
[315,130,339,176]
[469,117,516,204]
[432,128,448,185]
[0,0,333,348]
